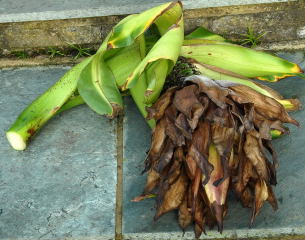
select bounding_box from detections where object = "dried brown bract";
[135,76,299,238]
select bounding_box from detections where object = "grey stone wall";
[0,1,304,53]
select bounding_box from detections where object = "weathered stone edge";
[0,56,83,69]
[0,0,296,23]
[0,0,304,53]
[122,227,305,240]
[1,38,304,69]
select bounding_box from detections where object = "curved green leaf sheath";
[106,40,144,87]
[6,57,92,150]
[124,17,184,129]
[57,95,85,114]
[185,27,226,41]
[193,62,301,111]
[181,39,303,81]
[154,2,183,35]
[130,75,156,129]
[123,18,184,91]
[129,35,156,128]
[107,1,182,49]
[78,52,123,118]
[145,59,169,104]
[79,1,183,125]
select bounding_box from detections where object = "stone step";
[0,0,293,23]
[0,0,304,54]
[1,51,304,240]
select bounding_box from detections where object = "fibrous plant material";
[137,75,299,238]
[6,1,184,150]
[4,1,304,238]
[6,2,304,151]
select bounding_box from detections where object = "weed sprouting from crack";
[240,26,268,48]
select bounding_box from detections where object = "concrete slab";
[0,0,295,23]
[122,52,305,239]
[0,67,117,240]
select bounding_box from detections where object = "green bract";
[78,1,183,126]
[181,39,302,82]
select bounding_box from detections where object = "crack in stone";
[115,114,124,240]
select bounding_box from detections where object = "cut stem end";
[6,131,27,151]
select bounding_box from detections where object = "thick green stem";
[6,57,92,150]
[57,95,85,114]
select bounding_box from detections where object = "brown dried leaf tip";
[135,75,299,238]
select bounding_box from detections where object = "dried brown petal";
[205,207,217,230]
[263,139,279,169]
[178,195,193,230]
[230,84,299,126]
[240,186,254,208]
[211,201,224,233]
[198,95,210,113]
[167,147,184,185]
[205,103,232,127]
[175,113,192,139]
[204,144,230,205]
[194,196,206,238]
[242,157,257,189]
[187,75,229,109]
[185,152,198,180]
[244,132,269,181]
[227,98,244,126]
[253,112,283,140]
[145,117,167,171]
[173,85,204,129]
[140,76,297,238]
[253,82,301,111]
[154,170,188,220]
[266,160,277,186]
[228,151,238,173]
[243,103,255,131]
[212,124,235,185]
[251,179,269,225]
[156,138,175,173]
[146,87,177,120]
[191,168,202,214]
[267,185,278,211]
[187,121,213,184]
[204,144,229,231]
[164,106,185,146]
[143,169,160,195]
